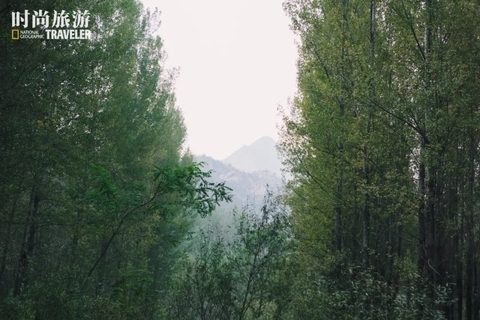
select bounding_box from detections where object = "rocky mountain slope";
[222,136,282,178]
[195,154,282,210]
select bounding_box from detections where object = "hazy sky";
[141,0,298,160]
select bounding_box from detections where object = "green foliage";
[166,191,293,320]
[3,0,480,318]
[153,162,233,217]
[280,0,480,318]
[0,1,232,318]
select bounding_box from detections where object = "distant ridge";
[222,136,282,178]
[195,154,282,210]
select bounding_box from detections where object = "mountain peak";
[222,136,282,177]
[249,136,276,150]
[194,154,282,210]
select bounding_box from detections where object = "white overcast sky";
[141,0,298,160]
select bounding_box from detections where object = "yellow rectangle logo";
[12,29,19,40]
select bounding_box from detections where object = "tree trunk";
[14,190,40,297]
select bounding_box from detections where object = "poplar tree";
[0,1,231,318]
[281,0,480,318]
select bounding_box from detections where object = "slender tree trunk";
[362,175,370,268]
[418,159,426,273]
[335,178,342,253]
[474,261,480,320]
[0,189,21,294]
[467,237,474,320]
[14,190,40,297]
[362,0,376,270]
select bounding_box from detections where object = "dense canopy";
[2,0,480,319]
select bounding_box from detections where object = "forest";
[1,0,480,319]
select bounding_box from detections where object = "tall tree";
[281,0,480,318]
[0,1,232,318]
